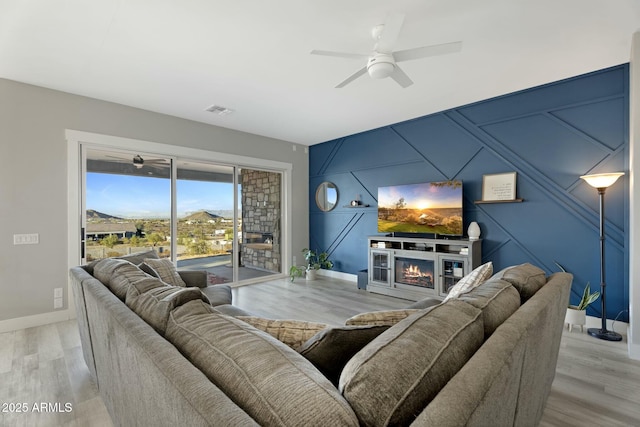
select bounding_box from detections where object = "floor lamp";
[580,172,624,341]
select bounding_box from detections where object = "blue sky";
[87,173,235,218]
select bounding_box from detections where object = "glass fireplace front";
[395,257,435,289]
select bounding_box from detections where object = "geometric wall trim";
[310,64,629,321]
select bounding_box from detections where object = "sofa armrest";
[178,270,207,288]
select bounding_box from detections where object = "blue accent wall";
[310,65,629,322]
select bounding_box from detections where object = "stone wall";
[241,169,281,272]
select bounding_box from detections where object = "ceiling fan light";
[368,61,394,79]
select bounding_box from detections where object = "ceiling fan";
[105,154,169,169]
[311,13,462,88]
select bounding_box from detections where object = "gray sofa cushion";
[166,300,360,427]
[298,325,390,386]
[93,258,151,300]
[125,278,209,335]
[491,263,547,303]
[457,278,521,339]
[339,299,484,427]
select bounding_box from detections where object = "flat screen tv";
[378,180,463,236]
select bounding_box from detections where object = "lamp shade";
[580,172,624,189]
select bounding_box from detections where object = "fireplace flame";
[404,264,431,278]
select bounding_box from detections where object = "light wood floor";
[1,276,639,426]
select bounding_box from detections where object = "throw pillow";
[236,316,328,349]
[141,258,187,287]
[298,325,390,386]
[345,309,422,326]
[443,261,493,301]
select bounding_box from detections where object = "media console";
[367,236,482,301]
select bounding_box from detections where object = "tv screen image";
[378,180,463,235]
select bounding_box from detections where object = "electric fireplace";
[395,257,435,289]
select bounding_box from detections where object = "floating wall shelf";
[474,198,524,204]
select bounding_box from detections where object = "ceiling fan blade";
[389,65,413,88]
[335,66,368,88]
[393,41,462,63]
[310,50,368,60]
[105,155,128,162]
[375,12,405,53]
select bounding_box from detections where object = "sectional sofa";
[69,249,571,426]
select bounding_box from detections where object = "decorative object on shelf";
[480,172,519,202]
[467,221,481,241]
[289,248,334,282]
[315,181,338,212]
[580,171,624,341]
[350,199,360,207]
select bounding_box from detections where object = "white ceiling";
[1,1,639,146]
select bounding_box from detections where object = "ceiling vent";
[205,104,234,116]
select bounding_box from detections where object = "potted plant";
[289,248,333,282]
[565,282,600,332]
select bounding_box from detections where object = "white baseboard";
[318,269,357,282]
[0,309,76,334]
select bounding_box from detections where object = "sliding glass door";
[84,148,172,262]
[82,146,282,284]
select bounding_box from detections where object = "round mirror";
[316,182,338,212]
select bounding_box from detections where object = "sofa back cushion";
[93,258,151,300]
[125,278,209,335]
[457,278,521,339]
[491,263,547,303]
[165,300,360,427]
[339,300,484,427]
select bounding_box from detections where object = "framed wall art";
[479,172,522,203]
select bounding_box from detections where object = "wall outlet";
[54,287,63,298]
[54,297,63,309]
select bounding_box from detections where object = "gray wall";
[0,78,309,324]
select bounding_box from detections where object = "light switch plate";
[14,233,39,245]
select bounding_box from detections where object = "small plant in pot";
[565,283,600,332]
[289,248,333,282]
[555,262,600,332]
